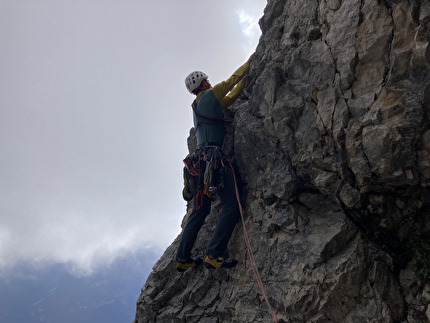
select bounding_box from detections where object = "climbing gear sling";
[182,146,227,209]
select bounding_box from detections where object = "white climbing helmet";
[185,71,208,94]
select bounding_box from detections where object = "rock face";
[135,0,430,322]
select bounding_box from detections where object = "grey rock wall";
[135,0,430,322]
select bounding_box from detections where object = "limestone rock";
[135,0,430,322]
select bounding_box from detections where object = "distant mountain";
[0,249,160,323]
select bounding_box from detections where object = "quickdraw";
[183,146,227,210]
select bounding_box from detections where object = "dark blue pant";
[176,165,240,259]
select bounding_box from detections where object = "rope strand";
[228,161,278,323]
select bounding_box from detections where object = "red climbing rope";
[228,160,278,323]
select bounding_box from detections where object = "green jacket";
[193,62,249,148]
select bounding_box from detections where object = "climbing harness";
[228,160,279,323]
[182,146,227,209]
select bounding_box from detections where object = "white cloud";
[236,2,266,55]
[238,10,259,37]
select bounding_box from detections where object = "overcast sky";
[0,0,266,277]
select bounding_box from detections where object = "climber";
[176,54,254,272]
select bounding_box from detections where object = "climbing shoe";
[204,256,238,269]
[176,258,202,272]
